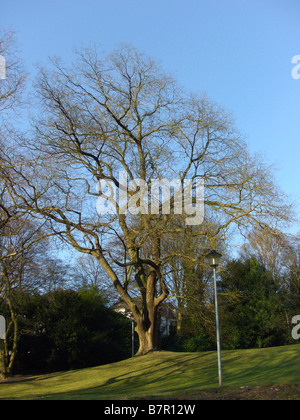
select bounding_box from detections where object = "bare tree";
[73,254,119,302]
[0,28,27,232]
[0,30,56,377]
[283,234,300,312]
[0,28,26,114]
[162,221,226,334]
[8,46,292,354]
[0,218,51,377]
[240,227,292,280]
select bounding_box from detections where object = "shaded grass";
[0,344,300,400]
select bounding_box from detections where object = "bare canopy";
[7,45,292,354]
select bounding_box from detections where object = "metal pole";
[213,266,223,387]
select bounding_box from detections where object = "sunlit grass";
[0,344,300,399]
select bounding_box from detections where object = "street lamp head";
[206,250,222,268]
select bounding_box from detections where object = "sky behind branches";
[2,0,300,234]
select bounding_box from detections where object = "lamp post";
[126,314,136,357]
[206,250,223,387]
[131,318,136,358]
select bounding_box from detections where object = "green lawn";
[0,344,300,400]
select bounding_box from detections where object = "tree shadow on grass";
[2,346,300,400]
[3,353,216,400]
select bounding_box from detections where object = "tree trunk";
[135,309,158,356]
[5,297,18,377]
[135,270,161,355]
[95,252,168,356]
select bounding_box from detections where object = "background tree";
[240,227,291,281]
[0,28,26,114]
[219,257,290,349]
[163,221,226,334]
[16,288,132,372]
[8,45,293,355]
[280,234,300,321]
[0,29,29,378]
[240,228,300,325]
[73,254,119,303]
[0,218,51,377]
[0,28,27,234]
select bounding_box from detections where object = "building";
[112,298,177,337]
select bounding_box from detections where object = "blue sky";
[2,0,300,233]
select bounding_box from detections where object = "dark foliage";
[14,288,132,373]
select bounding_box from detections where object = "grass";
[0,344,300,400]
